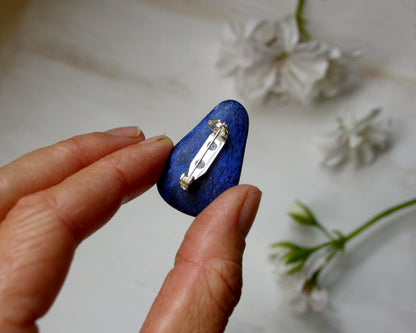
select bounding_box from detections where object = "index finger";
[0,127,145,220]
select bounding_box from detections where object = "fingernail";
[238,189,262,237]
[106,126,141,138]
[139,135,170,145]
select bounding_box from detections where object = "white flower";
[217,19,277,75]
[315,48,361,99]
[303,251,328,277]
[271,244,330,313]
[217,19,281,100]
[321,107,391,168]
[277,251,329,313]
[217,16,359,103]
[288,279,328,313]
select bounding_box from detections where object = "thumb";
[141,185,262,333]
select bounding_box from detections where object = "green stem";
[314,199,416,284]
[310,241,332,252]
[314,248,338,280]
[345,198,416,242]
[316,223,334,240]
[295,0,310,41]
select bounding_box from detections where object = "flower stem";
[295,0,311,41]
[311,241,332,252]
[345,198,416,242]
[314,246,339,280]
[316,223,334,240]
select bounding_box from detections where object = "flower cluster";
[270,201,340,313]
[320,107,391,168]
[217,16,359,103]
[271,244,330,313]
[270,198,416,313]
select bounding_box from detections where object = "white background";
[1,0,415,332]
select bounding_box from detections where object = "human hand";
[0,126,261,333]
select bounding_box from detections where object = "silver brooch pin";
[179,119,229,190]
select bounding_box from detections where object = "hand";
[0,126,261,333]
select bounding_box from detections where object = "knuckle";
[135,142,168,171]
[11,192,44,214]
[105,159,130,191]
[10,191,80,243]
[175,251,243,314]
[206,255,243,309]
[51,135,94,169]
[127,147,155,172]
[10,192,54,224]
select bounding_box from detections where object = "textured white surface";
[1,0,416,332]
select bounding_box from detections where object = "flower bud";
[288,201,319,226]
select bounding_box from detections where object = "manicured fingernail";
[139,135,171,145]
[106,126,141,137]
[238,189,262,237]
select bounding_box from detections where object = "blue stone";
[157,100,249,216]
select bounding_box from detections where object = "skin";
[0,126,261,333]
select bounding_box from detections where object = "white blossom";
[275,250,329,313]
[321,107,391,168]
[288,279,328,313]
[217,16,359,103]
[271,242,330,313]
[217,19,276,75]
[315,48,361,99]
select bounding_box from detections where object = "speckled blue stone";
[157,100,249,216]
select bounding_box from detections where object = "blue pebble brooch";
[157,100,249,216]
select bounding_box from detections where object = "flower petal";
[217,19,278,75]
[276,15,300,52]
[360,144,376,164]
[217,47,240,74]
[235,62,278,100]
[304,251,328,279]
[309,289,328,312]
[320,108,391,168]
[281,54,329,102]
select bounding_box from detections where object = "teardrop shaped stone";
[157,100,249,216]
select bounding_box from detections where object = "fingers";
[141,185,262,333]
[0,126,144,221]
[0,136,173,332]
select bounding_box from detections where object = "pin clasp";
[179,119,229,190]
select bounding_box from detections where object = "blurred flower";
[321,107,391,168]
[271,197,416,313]
[217,16,359,103]
[217,19,280,101]
[217,19,276,75]
[271,243,330,313]
[315,47,361,99]
[286,275,328,313]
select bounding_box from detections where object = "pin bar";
[179,119,229,190]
